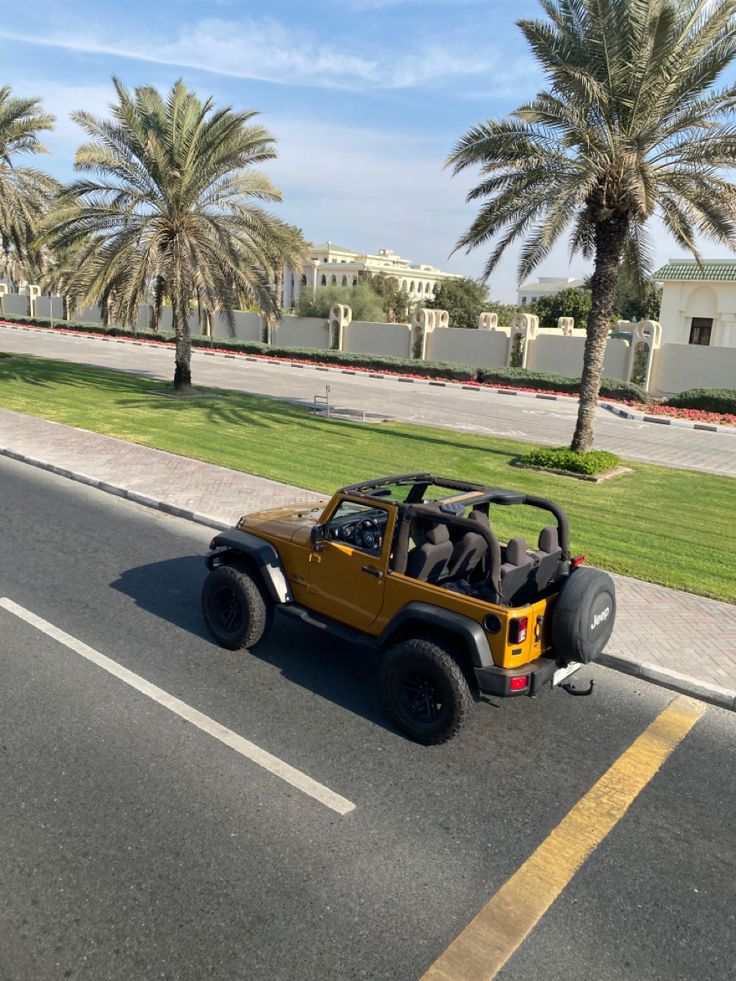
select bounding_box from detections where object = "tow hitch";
[561,678,595,696]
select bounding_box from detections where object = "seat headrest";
[505,536,527,565]
[425,523,450,545]
[469,510,490,529]
[538,525,559,553]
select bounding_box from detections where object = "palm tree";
[46,78,307,389]
[0,86,57,286]
[448,0,736,451]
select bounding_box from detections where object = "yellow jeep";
[202,473,616,743]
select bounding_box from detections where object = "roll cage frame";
[337,473,571,597]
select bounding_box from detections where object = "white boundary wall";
[650,344,736,395]
[428,327,509,368]
[274,317,330,349]
[527,334,629,380]
[213,311,263,342]
[344,321,412,358]
[34,297,65,319]
[2,293,31,317]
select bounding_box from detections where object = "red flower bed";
[637,402,736,427]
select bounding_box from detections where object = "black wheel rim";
[212,585,245,633]
[397,669,446,724]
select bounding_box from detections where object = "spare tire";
[551,566,616,664]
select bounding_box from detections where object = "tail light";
[572,555,585,568]
[509,616,528,643]
[510,676,529,692]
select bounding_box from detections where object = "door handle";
[361,566,383,578]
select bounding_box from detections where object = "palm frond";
[450,0,736,289]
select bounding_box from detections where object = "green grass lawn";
[1,352,735,603]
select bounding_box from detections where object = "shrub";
[530,286,591,328]
[476,366,648,402]
[0,313,174,340]
[664,388,736,414]
[296,282,386,322]
[517,447,620,476]
[208,341,477,380]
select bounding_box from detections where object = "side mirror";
[311,524,326,551]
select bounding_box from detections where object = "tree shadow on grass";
[114,387,519,461]
[111,554,392,732]
[0,353,165,391]
[1,354,521,472]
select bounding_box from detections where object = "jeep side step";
[277,603,380,650]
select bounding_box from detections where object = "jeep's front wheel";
[202,565,272,650]
[381,639,474,745]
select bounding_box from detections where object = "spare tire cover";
[551,566,616,664]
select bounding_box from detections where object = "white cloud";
[0,19,491,91]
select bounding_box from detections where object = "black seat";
[500,536,535,604]
[532,525,563,591]
[405,523,453,583]
[446,509,489,581]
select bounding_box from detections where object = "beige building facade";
[655,260,736,348]
[282,242,462,310]
[516,275,585,307]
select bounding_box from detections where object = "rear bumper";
[474,655,584,698]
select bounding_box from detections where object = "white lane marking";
[0,598,355,815]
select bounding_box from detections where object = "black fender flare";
[378,602,493,669]
[207,529,292,603]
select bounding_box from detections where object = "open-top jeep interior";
[338,473,571,606]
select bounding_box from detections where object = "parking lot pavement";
[1,408,734,705]
[2,323,736,477]
[1,457,735,981]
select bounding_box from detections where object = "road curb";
[2,441,733,713]
[4,321,734,435]
[600,402,735,435]
[599,653,736,711]
[0,446,231,533]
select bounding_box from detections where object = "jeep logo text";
[591,606,610,631]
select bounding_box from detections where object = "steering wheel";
[354,519,382,552]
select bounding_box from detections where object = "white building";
[282,242,462,310]
[654,259,736,347]
[517,275,585,307]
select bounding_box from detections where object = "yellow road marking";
[421,695,706,981]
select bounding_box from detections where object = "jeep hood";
[237,500,328,540]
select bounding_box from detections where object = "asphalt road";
[2,324,735,478]
[1,457,734,981]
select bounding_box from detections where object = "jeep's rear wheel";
[202,565,272,650]
[382,638,474,744]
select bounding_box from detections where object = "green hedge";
[517,447,620,476]
[664,388,736,414]
[196,337,477,379]
[477,366,648,402]
[0,313,175,341]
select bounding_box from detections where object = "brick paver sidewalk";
[1,407,734,709]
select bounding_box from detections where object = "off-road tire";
[202,565,272,650]
[551,566,616,664]
[381,638,474,745]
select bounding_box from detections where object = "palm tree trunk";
[172,295,192,390]
[570,213,629,452]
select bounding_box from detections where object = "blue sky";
[2,0,733,301]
